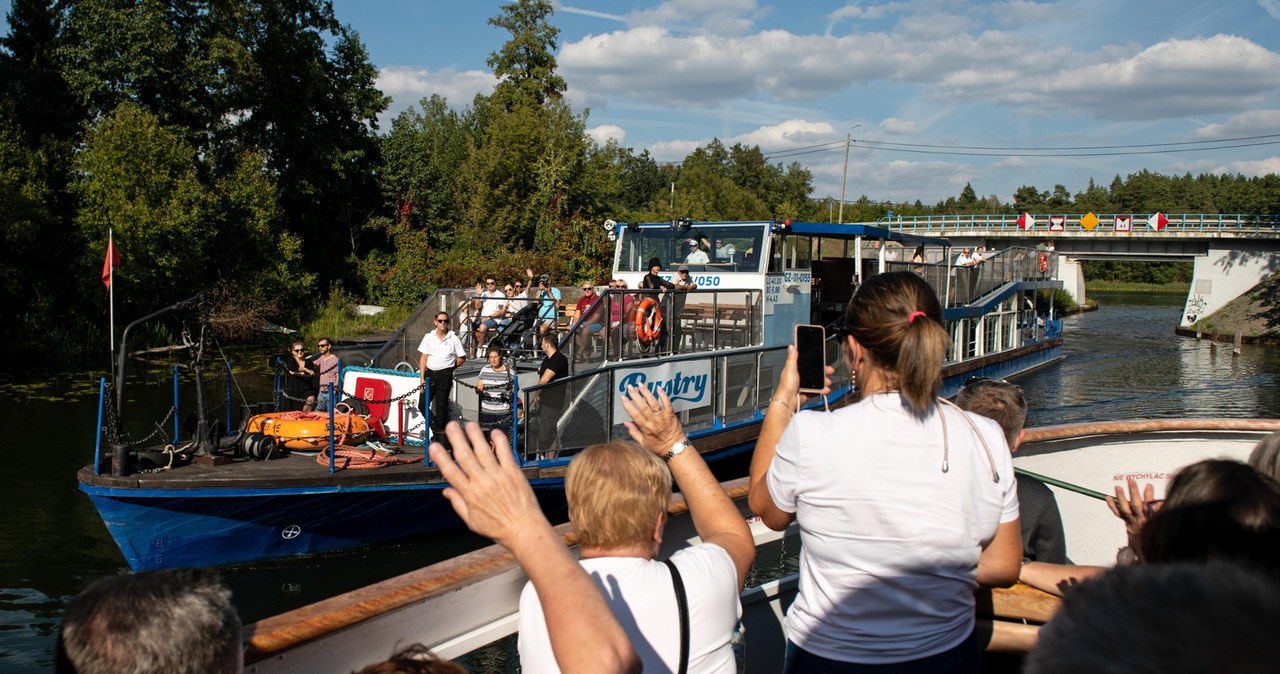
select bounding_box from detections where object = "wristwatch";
[664,438,692,462]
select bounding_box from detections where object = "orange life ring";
[1038,252,1049,273]
[245,411,372,450]
[634,297,663,344]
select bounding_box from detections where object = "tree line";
[2,0,1275,364]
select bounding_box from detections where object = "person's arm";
[748,345,832,531]
[418,351,427,381]
[429,423,640,674]
[621,386,755,589]
[1018,561,1107,597]
[976,520,1023,587]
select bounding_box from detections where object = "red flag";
[102,236,120,289]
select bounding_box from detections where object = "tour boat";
[238,418,1277,673]
[79,220,1067,571]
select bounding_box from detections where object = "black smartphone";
[795,324,826,393]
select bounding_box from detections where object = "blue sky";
[6,0,1280,205]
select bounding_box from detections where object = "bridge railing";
[877,212,1280,235]
[886,246,1055,307]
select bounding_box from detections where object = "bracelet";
[769,397,793,414]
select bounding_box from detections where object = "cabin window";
[616,224,766,273]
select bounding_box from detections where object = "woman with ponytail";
[748,271,1022,673]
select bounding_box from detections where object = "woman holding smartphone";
[748,271,1022,673]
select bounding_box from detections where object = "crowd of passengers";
[57,272,1280,674]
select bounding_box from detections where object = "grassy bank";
[294,287,412,344]
[1086,280,1189,294]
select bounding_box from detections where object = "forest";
[2,0,1277,364]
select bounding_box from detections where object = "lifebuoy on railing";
[634,297,662,344]
[1038,252,1049,273]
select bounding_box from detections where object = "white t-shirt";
[518,544,741,674]
[767,393,1018,664]
[416,330,466,371]
[480,290,509,319]
[686,249,709,264]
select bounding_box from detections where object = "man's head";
[540,332,557,353]
[434,312,449,332]
[57,568,242,674]
[677,265,690,275]
[537,273,550,288]
[484,276,497,290]
[963,247,972,255]
[566,440,672,553]
[955,377,1027,450]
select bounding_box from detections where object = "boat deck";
[78,449,444,490]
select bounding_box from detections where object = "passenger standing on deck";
[534,332,568,456]
[534,273,562,337]
[640,257,676,353]
[956,377,1069,564]
[313,337,340,412]
[418,312,467,446]
[518,385,755,674]
[475,345,515,435]
[749,271,1021,673]
[282,341,317,412]
[572,283,606,361]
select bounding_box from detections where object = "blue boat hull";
[82,483,513,571]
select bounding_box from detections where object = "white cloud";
[587,124,627,145]
[1192,110,1280,139]
[1214,156,1280,176]
[649,138,703,163]
[879,118,919,134]
[1260,0,1280,21]
[993,0,1070,27]
[731,119,837,148]
[377,66,497,118]
[627,0,766,36]
[1005,35,1280,121]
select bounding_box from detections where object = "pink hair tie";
[908,311,927,324]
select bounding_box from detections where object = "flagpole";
[108,228,115,358]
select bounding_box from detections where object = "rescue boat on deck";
[245,410,373,451]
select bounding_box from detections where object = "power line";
[853,139,1280,157]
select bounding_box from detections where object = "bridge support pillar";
[1182,244,1280,328]
[1057,256,1086,307]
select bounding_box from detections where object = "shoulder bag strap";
[662,558,690,674]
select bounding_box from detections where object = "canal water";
[3,291,1278,670]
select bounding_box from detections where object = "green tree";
[486,0,566,109]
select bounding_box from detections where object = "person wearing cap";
[534,272,562,337]
[686,239,710,264]
[671,265,698,352]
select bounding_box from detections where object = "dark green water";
[3,291,1279,670]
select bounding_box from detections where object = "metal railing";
[873,212,1280,234]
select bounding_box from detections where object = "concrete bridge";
[866,212,1280,328]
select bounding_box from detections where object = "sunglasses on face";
[435,318,448,324]
[486,281,496,286]
[318,343,330,348]
[292,348,304,352]
[515,283,524,288]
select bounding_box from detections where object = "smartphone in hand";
[795,324,826,393]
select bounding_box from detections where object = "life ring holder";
[634,297,663,344]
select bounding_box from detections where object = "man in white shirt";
[473,275,510,357]
[954,248,975,266]
[518,386,755,674]
[418,311,467,445]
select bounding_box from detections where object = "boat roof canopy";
[624,220,950,248]
[781,221,951,248]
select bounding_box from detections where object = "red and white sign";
[1048,216,1066,232]
[1114,215,1132,232]
[1148,212,1168,231]
[1017,212,1035,230]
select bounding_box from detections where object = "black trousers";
[423,367,455,435]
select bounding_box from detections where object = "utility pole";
[836,124,861,224]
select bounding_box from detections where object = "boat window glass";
[772,234,812,271]
[616,224,767,273]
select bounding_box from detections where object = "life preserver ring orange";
[634,297,663,344]
[1038,252,1049,273]
[245,411,372,450]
